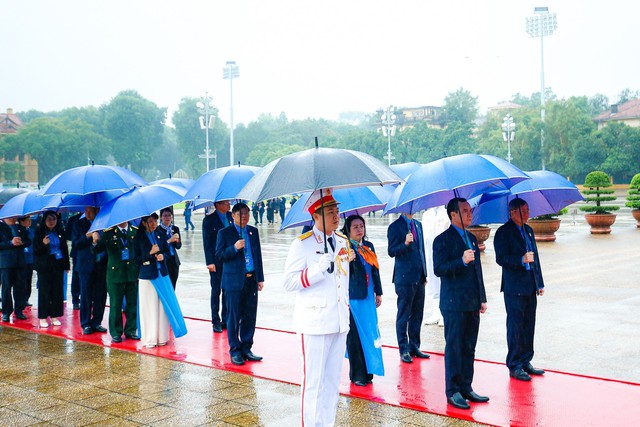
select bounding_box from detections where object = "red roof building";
[593,98,640,130]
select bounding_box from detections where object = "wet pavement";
[1,205,638,426]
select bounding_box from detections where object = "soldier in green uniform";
[94,221,140,343]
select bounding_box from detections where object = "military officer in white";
[284,188,354,427]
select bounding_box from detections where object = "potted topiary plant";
[579,171,619,234]
[527,208,568,242]
[466,224,491,252]
[626,173,640,227]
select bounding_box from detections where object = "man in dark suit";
[72,207,108,335]
[387,212,429,363]
[159,208,181,289]
[216,202,264,366]
[433,198,489,410]
[66,212,82,309]
[0,217,32,322]
[494,198,545,381]
[203,200,232,333]
[95,221,139,343]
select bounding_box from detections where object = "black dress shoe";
[112,336,122,343]
[73,304,80,310]
[461,390,490,402]
[352,380,367,386]
[26,302,33,307]
[510,368,532,381]
[93,325,108,333]
[221,323,227,330]
[212,324,223,333]
[242,351,263,361]
[524,363,545,375]
[15,312,27,320]
[82,326,94,335]
[400,353,413,363]
[2,315,10,322]
[410,349,431,359]
[231,354,245,365]
[125,334,140,340]
[447,392,470,409]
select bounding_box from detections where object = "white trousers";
[300,331,347,427]
[139,279,170,347]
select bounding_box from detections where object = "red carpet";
[3,304,639,427]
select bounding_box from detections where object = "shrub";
[626,173,640,210]
[579,171,619,214]
[532,208,568,220]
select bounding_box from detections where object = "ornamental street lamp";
[223,61,239,166]
[502,113,516,163]
[526,6,557,170]
[196,92,215,171]
[379,106,397,167]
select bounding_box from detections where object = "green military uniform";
[96,224,139,339]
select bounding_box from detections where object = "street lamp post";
[196,92,215,171]
[502,113,516,163]
[526,6,557,170]
[223,61,239,166]
[379,106,397,167]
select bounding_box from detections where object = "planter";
[467,225,491,252]
[632,209,640,228]
[584,213,617,234]
[527,219,561,242]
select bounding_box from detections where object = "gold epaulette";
[131,225,138,230]
[298,230,314,240]
[104,226,115,232]
[335,231,347,240]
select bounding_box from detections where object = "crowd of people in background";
[0,191,546,424]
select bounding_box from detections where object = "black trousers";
[504,293,537,371]
[1,267,24,316]
[166,256,179,289]
[210,270,227,326]
[225,275,258,357]
[442,309,480,398]
[346,312,373,383]
[78,263,107,329]
[394,281,425,354]
[36,267,65,319]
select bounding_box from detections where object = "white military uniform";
[284,226,350,427]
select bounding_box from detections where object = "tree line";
[1,88,639,185]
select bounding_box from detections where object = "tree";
[102,90,166,174]
[172,97,227,176]
[1,117,110,183]
[616,88,640,104]
[441,88,478,125]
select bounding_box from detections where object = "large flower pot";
[584,213,617,234]
[632,209,640,228]
[467,225,491,252]
[527,219,561,242]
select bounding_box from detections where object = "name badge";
[121,248,130,261]
[54,249,63,260]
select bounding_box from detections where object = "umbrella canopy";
[150,177,195,190]
[0,188,30,205]
[469,170,584,224]
[48,190,128,212]
[390,162,422,180]
[279,185,395,231]
[0,190,58,219]
[89,184,186,232]
[237,144,402,202]
[383,154,530,214]
[184,164,262,210]
[41,164,147,196]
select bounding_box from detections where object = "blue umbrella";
[41,164,147,196]
[383,154,530,214]
[89,184,186,232]
[469,170,584,224]
[0,190,58,219]
[279,185,395,231]
[45,190,128,212]
[151,177,195,190]
[184,164,261,210]
[390,162,422,180]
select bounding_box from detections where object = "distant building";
[395,106,443,130]
[0,108,39,184]
[487,101,524,114]
[593,99,640,130]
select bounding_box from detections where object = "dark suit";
[347,240,383,383]
[0,221,32,317]
[158,224,181,289]
[216,223,264,358]
[66,213,81,307]
[494,219,545,372]
[95,225,139,337]
[33,226,70,319]
[72,217,107,329]
[133,228,170,280]
[203,210,232,327]
[387,215,427,354]
[433,225,487,398]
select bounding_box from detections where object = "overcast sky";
[1,0,638,126]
